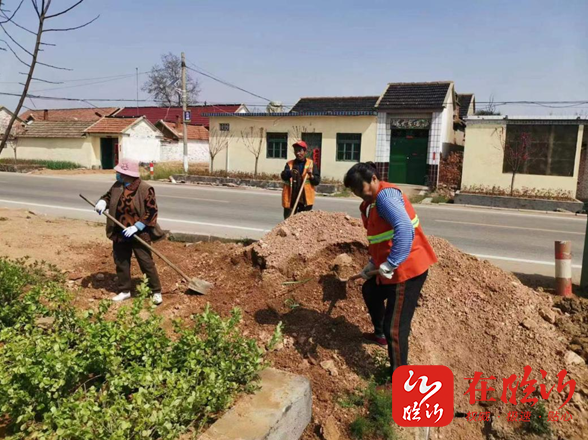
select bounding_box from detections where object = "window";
[503,125,578,177]
[302,132,322,170]
[336,133,361,161]
[267,132,288,159]
[219,123,230,131]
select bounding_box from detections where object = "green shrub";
[349,383,395,440]
[0,268,266,439]
[527,402,550,435]
[0,159,81,170]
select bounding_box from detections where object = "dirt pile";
[4,209,587,440]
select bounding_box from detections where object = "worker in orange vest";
[280,141,321,219]
[343,162,437,387]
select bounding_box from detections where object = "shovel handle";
[79,194,192,283]
[347,269,379,282]
[288,173,308,218]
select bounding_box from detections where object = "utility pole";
[181,52,189,174]
[135,67,139,114]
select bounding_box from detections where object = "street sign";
[184,110,191,122]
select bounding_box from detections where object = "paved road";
[0,172,585,282]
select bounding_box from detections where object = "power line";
[0,91,156,103]
[185,61,271,102]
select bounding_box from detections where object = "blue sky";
[1,0,587,115]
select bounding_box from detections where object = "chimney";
[175,115,181,131]
[43,109,48,121]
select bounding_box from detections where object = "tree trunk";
[510,172,516,197]
[0,15,45,155]
[210,156,215,173]
[254,156,259,176]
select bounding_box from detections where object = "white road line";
[159,195,229,203]
[0,199,91,213]
[417,204,586,221]
[472,254,582,269]
[436,219,584,235]
[0,199,269,232]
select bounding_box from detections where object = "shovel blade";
[187,278,213,295]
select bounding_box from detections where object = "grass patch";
[336,390,364,409]
[409,194,428,204]
[284,298,300,310]
[527,402,551,436]
[349,382,395,440]
[0,259,271,439]
[0,159,81,170]
[431,195,450,204]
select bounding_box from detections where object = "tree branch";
[0,38,30,66]
[46,0,83,19]
[43,14,98,32]
[0,12,35,34]
[1,23,33,55]
[18,72,63,84]
[31,0,40,17]
[0,0,23,24]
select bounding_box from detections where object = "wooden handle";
[289,173,308,218]
[348,269,379,282]
[79,194,192,283]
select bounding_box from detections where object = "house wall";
[0,108,12,134]
[462,123,584,197]
[160,140,209,163]
[120,120,161,163]
[210,115,377,180]
[575,128,588,201]
[0,137,99,167]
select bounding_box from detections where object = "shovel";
[80,194,212,295]
[288,173,308,218]
[336,270,379,283]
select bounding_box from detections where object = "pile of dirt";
[3,209,588,440]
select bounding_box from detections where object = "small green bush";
[0,159,81,170]
[527,402,551,435]
[0,262,267,440]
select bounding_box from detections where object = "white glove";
[123,225,139,238]
[94,199,107,215]
[360,261,377,280]
[379,261,395,280]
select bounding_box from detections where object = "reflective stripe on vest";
[367,215,420,244]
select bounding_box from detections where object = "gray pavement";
[0,171,585,282]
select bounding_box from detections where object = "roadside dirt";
[1,209,587,440]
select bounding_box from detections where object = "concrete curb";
[198,368,312,440]
[167,231,256,245]
[455,193,584,213]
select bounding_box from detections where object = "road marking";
[417,204,586,221]
[436,219,584,235]
[472,254,582,269]
[160,195,229,203]
[0,199,269,233]
[0,199,91,213]
[159,217,269,232]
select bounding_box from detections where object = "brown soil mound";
[7,209,586,440]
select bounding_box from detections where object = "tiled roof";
[85,117,140,134]
[457,94,474,118]
[158,121,209,141]
[19,107,119,122]
[290,96,379,113]
[376,82,452,110]
[18,121,94,138]
[114,105,243,126]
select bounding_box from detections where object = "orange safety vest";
[360,181,437,284]
[282,158,316,209]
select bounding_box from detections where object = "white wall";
[0,108,12,134]
[0,137,99,167]
[160,140,209,162]
[120,120,161,163]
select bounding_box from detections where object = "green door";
[100,138,115,169]
[388,129,429,185]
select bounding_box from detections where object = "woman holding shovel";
[343,162,437,388]
[280,141,320,219]
[94,158,165,305]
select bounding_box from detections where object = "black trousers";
[113,240,162,293]
[362,270,428,374]
[283,204,313,220]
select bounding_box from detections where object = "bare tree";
[289,124,313,143]
[476,94,501,116]
[0,0,99,155]
[142,52,200,107]
[208,127,231,173]
[240,126,264,176]
[495,127,531,196]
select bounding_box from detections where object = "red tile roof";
[114,105,243,126]
[158,121,209,141]
[85,117,140,134]
[19,107,119,122]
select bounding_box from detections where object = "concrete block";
[199,368,312,440]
